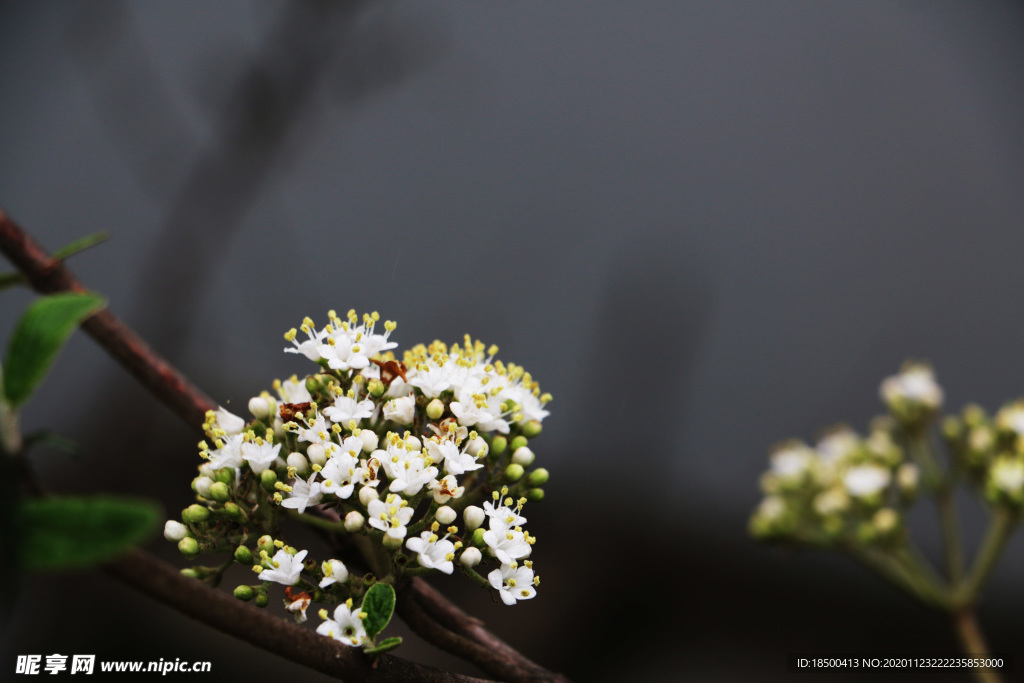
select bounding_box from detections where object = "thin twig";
[0,210,570,681]
[105,548,491,683]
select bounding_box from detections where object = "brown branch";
[0,210,570,682]
[0,210,215,428]
[105,548,490,683]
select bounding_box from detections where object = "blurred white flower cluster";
[166,311,551,648]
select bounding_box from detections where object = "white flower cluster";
[943,399,1024,507]
[168,311,551,648]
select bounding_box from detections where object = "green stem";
[287,510,346,534]
[908,432,965,585]
[845,545,948,610]
[953,608,1003,683]
[956,507,1016,607]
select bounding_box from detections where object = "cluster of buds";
[943,401,1024,507]
[165,311,551,649]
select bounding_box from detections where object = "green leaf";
[0,272,26,291]
[3,292,105,407]
[361,582,396,639]
[18,495,161,570]
[363,637,402,656]
[52,231,110,261]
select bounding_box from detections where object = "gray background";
[3,1,1024,680]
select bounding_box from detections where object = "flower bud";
[522,420,543,438]
[368,379,386,398]
[180,568,199,579]
[223,502,242,520]
[257,535,275,554]
[273,416,286,440]
[254,593,270,608]
[215,468,234,485]
[490,436,507,456]
[874,507,900,536]
[896,463,919,497]
[470,528,487,547]
[261,469,278,492]
[287,452,309,476]
[511,447,535,467]
[465,436,488,457]
[234,545,253,565]
[193,476,214,498]
[505,464,525,482]
[359,430,379,453]
[436,505,457,525]
[405,435,422,451]
[233,585,255,601]
[527,468,549,486]
[359,486,379,506]
[425,398,444,420]
[305,376,321,394]
[460,547,482,568]
[197,463,216,479]
[384,396,415,425]
[383,534,403,550]
[178,537,199,557]
[464,505,484,531]
[183,504,210,524]
[209,482,230,503]
[163,520,188,542]
[526,488,545,501]
[249,396,271,421]
[344,511,365,532]
[307,443,327,467]
[510,436,528,452]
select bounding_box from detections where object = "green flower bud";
[177,537,199,557]
[184,504,210,524]
[426,399,445,420]
[234,545,253,565]
[504,463,525,482]
[368,379,386,398]
[180,568,200,579]
[223,502,242,520]
[257,535,275,554]
[527,468,549,486]
[254,592,269,608]
[233,585,255,601]
[471,528,487,547]
[522,420,543,438]
[261,469,278,492]
[209,481,230,503]
[215,468,234,485]
[510,436,528,452]
[305,376,320,394]
[490,436,507,456]
[383,534,403,550]
[526,488,545,501]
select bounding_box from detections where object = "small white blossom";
[323,395,375,425]
[406,531,456,574]
[880,364,943,410]
[990,457,1024,495]
[215,407,246,435]
[241,440,281,474]
[259,549,308,586]
[282,474,323,513]
[163,520,188,542]
[319,559,349,587]
[488,563,537,605]
[383,396,415,425]
[317,603,367,647]
[843,464,891,498]
[368,493,414,540]
[206,433,245,470]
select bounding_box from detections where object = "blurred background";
[3,1,1024,680]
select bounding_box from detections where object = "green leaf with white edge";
[361,582,396,639]
[18,495,161,570]
[363,637,402,656]
[3,292,105,407]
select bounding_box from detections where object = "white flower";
[297,414,333,447]
[383,396,415,425]
[997,401,1024,436]
[284,588,312,623]
[259,549,308,586]
[769,444,816,479]
[483,524,531,565]
[990,457,1024,494]
[368,493,414,540]
[284,321,327,361]
[813,487,849,516]
[320,450,359,500]
[276,376,312,404]
[241,440,281,474]
[206,433,245,470]
[425,439,482,477]
[317,603,367,647]
[282,474,323,513]
[407,363,453,398]
[843,464,891,498]
[319,559,349,587]
[430,474,465,504]
[880,364,943,410]
[483,499,527,532]
[406,531,456,574]
[385,456,437,496]
[214,407,246,435]
[163,520,188,542]
[323,395,375,425]
[488,563,537,605]
[816,428,859,464]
